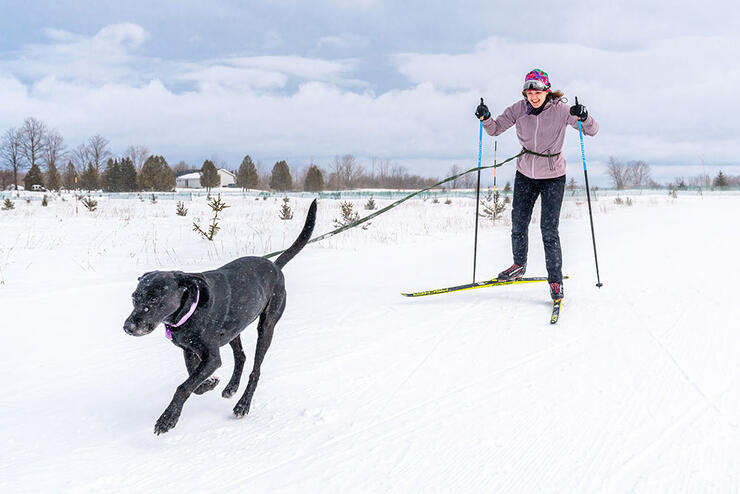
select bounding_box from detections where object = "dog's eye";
[143,307,149,313]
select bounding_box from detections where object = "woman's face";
[526,90,547,108]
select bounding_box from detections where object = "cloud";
[4,23,150,85]
[0,20,737,184]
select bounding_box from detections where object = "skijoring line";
[263,150,528,260]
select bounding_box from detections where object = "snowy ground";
[1,189,739,493]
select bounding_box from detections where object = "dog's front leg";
[155,349,222,435]
[183,350,220,395]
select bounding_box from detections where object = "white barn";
[176,169,236,189]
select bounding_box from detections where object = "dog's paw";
[222,383,238,399]
[194,376,220,395]
[233,400,251,418]
[154,408,181,435]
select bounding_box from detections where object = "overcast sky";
[1,0,737,185]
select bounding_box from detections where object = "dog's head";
[123,271,192,336]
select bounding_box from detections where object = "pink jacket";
[482,98,599,179]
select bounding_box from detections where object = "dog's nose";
[123,317,137,335]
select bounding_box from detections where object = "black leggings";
[511,171,566,283]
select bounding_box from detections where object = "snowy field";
[1,189,739,493]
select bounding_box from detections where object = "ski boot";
[549,281,564,300]
[497,263,526,281]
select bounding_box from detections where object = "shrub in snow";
[479,187,506,221]
[1,198,14,210]
[176,201,188,216]
[81,195,98,212]
[279,197,293,220]
[364,196,376,210]
[193,193,229,241]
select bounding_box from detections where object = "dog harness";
[164,288,200,340]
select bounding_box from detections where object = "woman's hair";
[521,89,566,103]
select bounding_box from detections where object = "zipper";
[533,115,539,178]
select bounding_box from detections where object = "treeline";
[668,170,739,189]
[239,154,440,192]
[606,156,737,190]
[1,116,440,193]
[605,157,658,190]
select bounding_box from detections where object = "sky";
[0,0,738,185]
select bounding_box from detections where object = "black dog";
[124,199,317,434]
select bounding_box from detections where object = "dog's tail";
[275,199,317,269]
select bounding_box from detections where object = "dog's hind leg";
[184,349,220,395]
[233,291,286,417]
[222,335,247,399]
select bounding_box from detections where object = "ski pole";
[493,141,497,223]
[473,98,484,283]
[576,97,603,288]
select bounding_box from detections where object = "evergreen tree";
[200,159,221,194]
[138,155,175,191]
[236,155,260,190]
[713,170,729,188]
[23,163,44,189]
[62,161,77,190]
[79,163,100,191]
[119,157,138,191]
[46,162,62,191]
[270,160,292,191]
[304,164,324,192]
[159,160,176,191]
[102,158,122,192]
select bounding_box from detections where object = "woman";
[475,68,599,301]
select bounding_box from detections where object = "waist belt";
[521,147,561,158]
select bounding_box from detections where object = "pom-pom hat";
[523,69,551,92]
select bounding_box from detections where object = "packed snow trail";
[1,193,739,492]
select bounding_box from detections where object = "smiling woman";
[474,68,599,302]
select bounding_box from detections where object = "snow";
[1,190,739,493]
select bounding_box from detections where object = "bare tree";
[447,164,462,189]
[1,127,24,190]
[376,158,392,188]
[688,173,711,188]
[126,144,150,170]
[72,143,91,172]
[626,160,651,189]
[390,163,408,189]
[606,156,628,190]
[42,129,67,171]
[88,134,112,173]
[459,169,475,189]
[329,154,364,189]
[20,117,48,169]
[172,160,192,174]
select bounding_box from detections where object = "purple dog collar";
[164,288,200,340]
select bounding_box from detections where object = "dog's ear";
[138,271,158,281]
[173,271,211,302]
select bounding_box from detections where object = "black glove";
[475,97,490,121]
[569,96,588,121]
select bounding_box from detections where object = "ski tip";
[550,299,562,324]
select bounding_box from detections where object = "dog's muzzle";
[123,314,156,336]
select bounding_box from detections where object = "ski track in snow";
[1,191,740,493]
